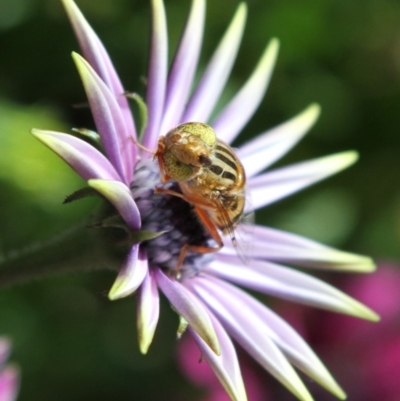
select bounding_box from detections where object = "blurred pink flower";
[279,263,400,401]
[0,338,19,401]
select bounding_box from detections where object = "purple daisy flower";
[32,1,379,400]
[0,338,19,401]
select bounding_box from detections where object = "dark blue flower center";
[130,159,214,276]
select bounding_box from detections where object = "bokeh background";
[0,0,399,400]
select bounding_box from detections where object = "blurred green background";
[0,0,399,400]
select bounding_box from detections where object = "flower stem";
[0,224,121,288]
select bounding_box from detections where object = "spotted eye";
[198,154,212,167]
[162,151,195,181]
[178,122,217,147]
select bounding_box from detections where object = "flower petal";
[62,0,125,97]
[248,151,359,211]
[194,275,347,400]
[189,313,247,401]
[73,52,132,183]
[238,104,321,177]
[108,245,147,300]
[159,0,205,133]
[182,3,247,123]
[137,267,160,354]
[208,256,379,321]
[212,38,280,144]
[221,224,375,272]
[154,269,220,355]
[188,276,314,401]
[88,179,140,230]
[31,130,121,181]
[142,0,168,152]
[62,0,136,177]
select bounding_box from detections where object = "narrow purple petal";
[207,256,379,321]
[0,365,19,401]
[73,52,132,183]
[31,130,121,181]
[137,266,160,354]
[62,0,123,94]
[142,0,168,153]
[154,269,220,355]
[159,0,205,134]
[62,0,136,176]
[108,245,147,300]
[238,104,320,177]
[192,275,346,399]
[247,151,359,211]
[189,313,247,401]
[188,276,313,401]
[212,38,279,144]
[88,179,140,230]
[220,224,375,272]
[182,3,247,123]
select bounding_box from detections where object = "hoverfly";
[154,122,246,271]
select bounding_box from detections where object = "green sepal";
[71,127,101,144]
[90,214,168,244]
[130,229,168,244]
[124,92,148,141]
[177,315,189,339]
[88,214,128,231]
[170,305,189,339]
[64,187,101,204]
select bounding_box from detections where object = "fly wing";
[215,194,253,264]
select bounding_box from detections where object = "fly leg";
[154,187,223,277]
[175,206,223,277]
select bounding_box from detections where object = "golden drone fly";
[154,122,246,271]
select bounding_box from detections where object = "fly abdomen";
[207,140,242,188]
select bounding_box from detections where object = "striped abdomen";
[181,139,246,233]
[208,141,244,190]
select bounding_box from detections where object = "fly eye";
[198,154,212,167]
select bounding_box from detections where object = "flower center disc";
[131,160,214,276]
